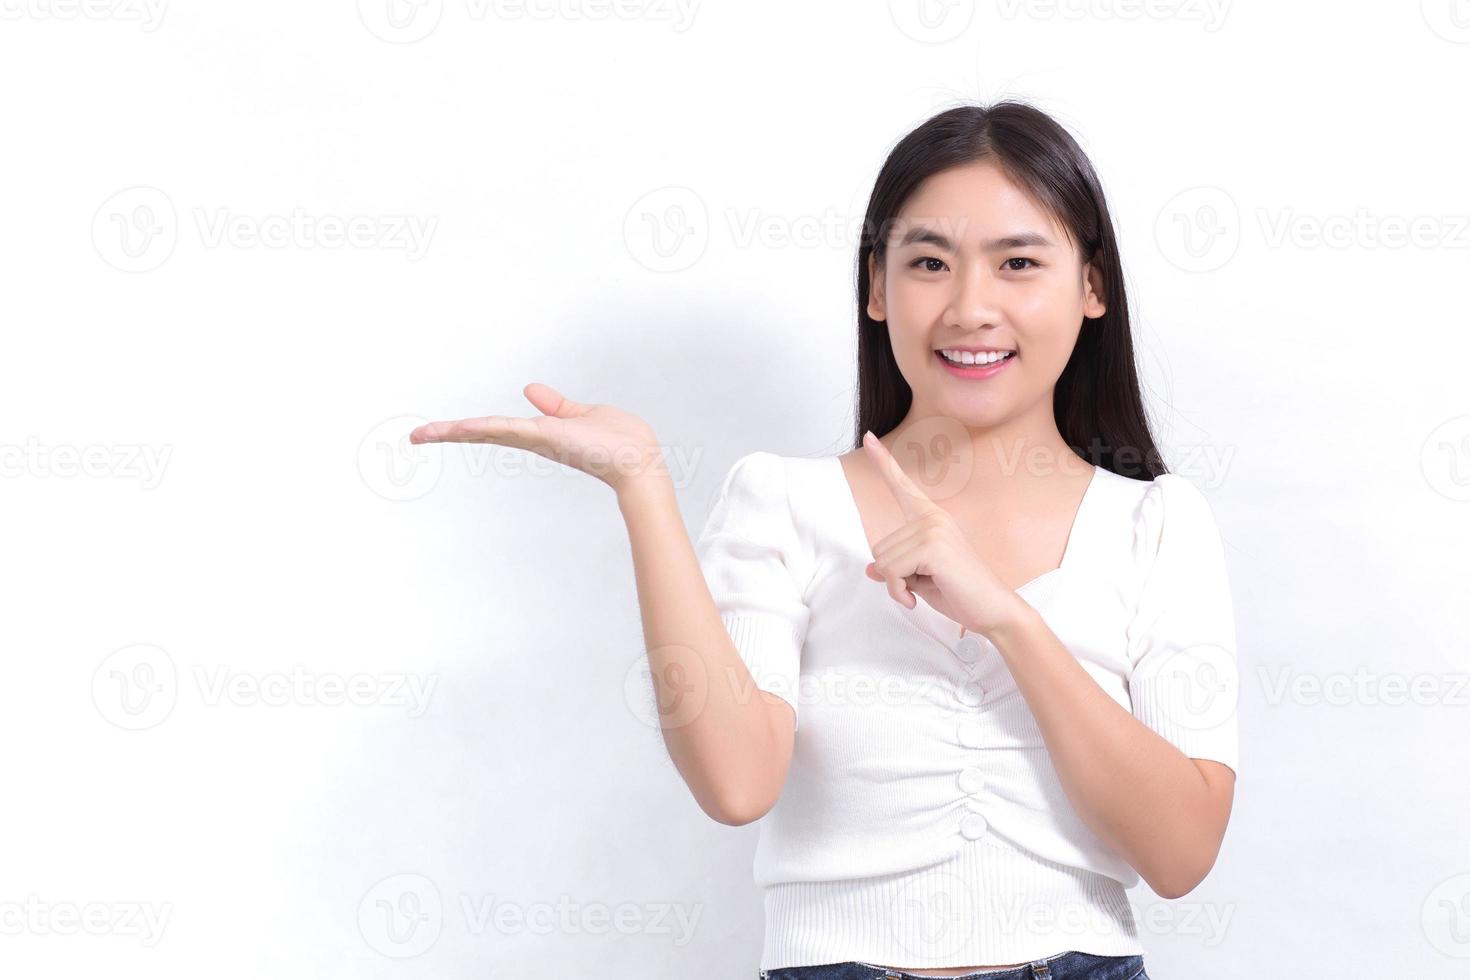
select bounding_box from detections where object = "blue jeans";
[760,950,1148,980]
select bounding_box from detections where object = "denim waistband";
[760,949,1146,980]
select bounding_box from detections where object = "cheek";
[1010,288,1084,343]
[1008,285,1071,321]
[885,274,926,312]
[884,279,941,338]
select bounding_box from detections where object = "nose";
[944,261,1003,332]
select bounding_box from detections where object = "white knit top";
[693,451,1240,971]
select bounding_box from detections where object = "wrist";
[981,598,1044,657]
[616,471,675,512]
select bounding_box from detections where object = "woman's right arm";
[618,473,795,826]
[409,382,792,827]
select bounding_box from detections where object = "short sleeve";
[1124,474,1240,775]
[694,452,811,730]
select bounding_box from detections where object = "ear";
[1081,257,1107,319]
[867,251,887,322]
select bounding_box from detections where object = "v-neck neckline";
[826,453,1101,598]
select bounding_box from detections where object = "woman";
[411,101,1238,980]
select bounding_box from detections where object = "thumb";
[523,382,587,419]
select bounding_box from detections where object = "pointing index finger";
[862,430,938,519]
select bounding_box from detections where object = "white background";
[3,1,1469,977]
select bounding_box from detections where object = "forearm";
[988,603,1227,897]
[617,475,791,825]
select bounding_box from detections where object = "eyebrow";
[894,227,1056,251]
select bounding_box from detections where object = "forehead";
[891,161,1069,248]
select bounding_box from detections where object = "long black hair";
[853,100,1165,481]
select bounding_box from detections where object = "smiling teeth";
[941,349,1014,365]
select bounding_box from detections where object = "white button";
[960,813,988,840]
[957,722,983,748]
[957,767,986,794]
[955,635,983,663]
[958,680,984,707]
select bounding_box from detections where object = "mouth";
[935,348,1016,378]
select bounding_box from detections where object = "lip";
[935,349,1016,379]
[937,345,1014,353]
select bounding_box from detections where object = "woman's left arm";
[988,606,1235,899]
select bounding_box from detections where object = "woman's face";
[867,160,1106,429]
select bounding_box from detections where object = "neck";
[886,396,1090,497]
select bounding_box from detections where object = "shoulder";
[697,452,821,587]
[1128,471,1229,569]
[702,451,811,533]
[713,451,835,507]
[708,452,796,518]
[717,449,789,488]
[1133,471,1221,527]
[701,451,835,556]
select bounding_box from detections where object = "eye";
[1004,257,1040,271]
[909,256,948,273]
